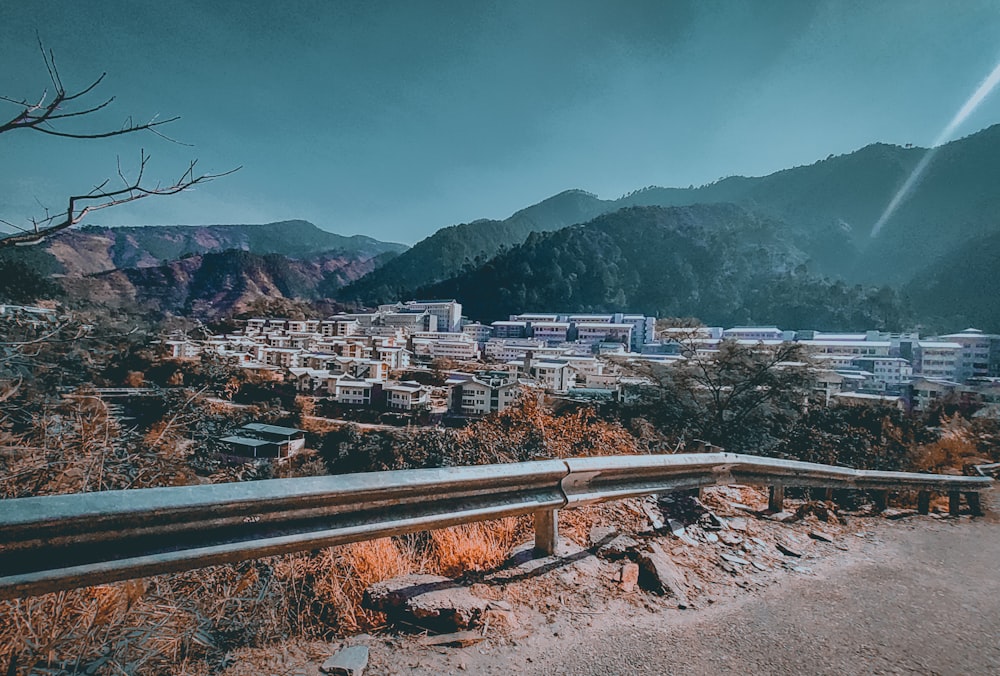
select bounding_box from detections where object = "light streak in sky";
[871,59,1000,238]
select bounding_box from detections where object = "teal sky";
[2,0,1000,244]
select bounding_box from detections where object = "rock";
[636,543,690,607]
[767,511,797,523]
[320,646,369,676]
[775,541,803,558]
[719,531,743,546]
[720,553,749,566]
[704,532,719,544]
[699,511,725,530]
[590,527,640,560]
[620,562,640,592]
[667,518,686,537]
[729,501,755,512]
[417,631,486,648]
[728,517,749,532]
[641,502,665,530]
[882,508,918,520]
[808,530,834,543]
[363,575,489,631]
[589,526,617,546]
[751,560,769,571]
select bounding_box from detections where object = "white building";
[937,328,1000,382]
[915,341,961,382]
[446,373,523,415]
[850,356,913,388]
[384,381,431,410]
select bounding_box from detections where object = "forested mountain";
[61,249,380,319]
[417,205,909,330]
[342,124,1000,304]
[2,220,406,277]
[337,189,609,304]
[904,230,1000,333]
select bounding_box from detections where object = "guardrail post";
[917,491,930,515]
[534,508,558,556]
[768,485,784,512]
[949,491,961,516]
[966,492,983,517]
[872,490,888,513]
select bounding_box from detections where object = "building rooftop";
[241,423,304,437]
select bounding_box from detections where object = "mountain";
[904,231,1000,333]
[417,204,909,331]
[342,124,1000,304]
[337,190,609,304]
[62,248,381,319]
[4,220,406,277]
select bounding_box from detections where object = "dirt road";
[397,512,1000,676]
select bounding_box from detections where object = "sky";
[2,0,1000,245]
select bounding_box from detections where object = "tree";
[620,337,815,453]
[0,39,237,247]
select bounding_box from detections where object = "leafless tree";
[0,39,238,248]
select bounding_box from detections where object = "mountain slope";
[337,190,609,304]
[6,220,406,277]
[417,205,908,330]
[62,248,381,319]
[904,230,1000,333]
[342,124,1000,303]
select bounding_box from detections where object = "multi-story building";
[462,323,493,345]
[384,382,431,410]
[797,339,892,358]
[446,372,523,415]
[491,321,529,339]
[850,357,913,388]
[572,322,634,348]
[937,328,1000,382]
[530,322,571,345]
[334,378,378,406]
[722,326,787,342]
[915,341,961,381]
[391,300,463,332]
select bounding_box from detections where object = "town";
[157,299,1000,426]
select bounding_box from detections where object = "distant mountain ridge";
[7,220,406,277]
[62,248,379,319]
[418,204,909,330]
[341,123,1000,303]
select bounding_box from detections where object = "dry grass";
[428,517,529,577]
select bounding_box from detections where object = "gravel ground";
[391,501,1000,676]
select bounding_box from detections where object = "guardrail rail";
[0,452,991,600]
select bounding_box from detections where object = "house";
[219,436,282,460]
[447,372,523,415]
[239,423,306,456]
[384,381,431,410]
[334,378,379,406]
[220,422,306,460]
[164,339,201,360]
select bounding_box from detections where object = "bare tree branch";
[0,37,238,247]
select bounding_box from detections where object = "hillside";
[3,220,406,277]
[62,248,380,319]
[904,230,1000,333]
[337,190,609,304]
[417,205,909,331]
[342,124,1000,303]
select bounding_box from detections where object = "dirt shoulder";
[220,487,999,675]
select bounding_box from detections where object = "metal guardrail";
[0,453,991,600]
